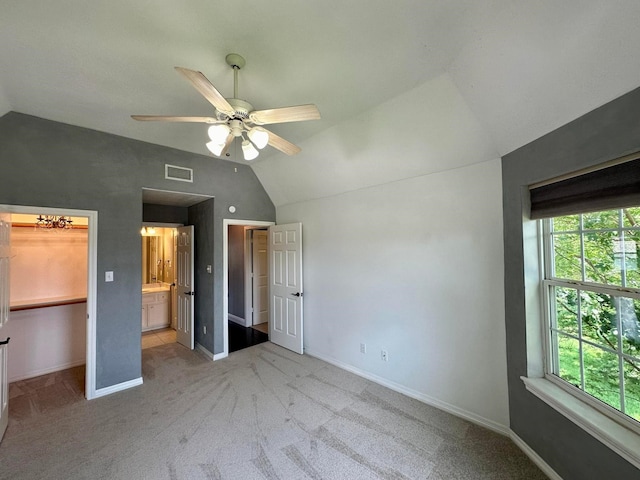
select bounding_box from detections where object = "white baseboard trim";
[9,359,86,383]
[510,431,563,480]
[304,348,509,436]
[228,313,249,327]
[93,377,143,399]
[195,342,214,361]
[213,351,228,361]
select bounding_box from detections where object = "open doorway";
[227,226,269,353]
[141,225,178,350]
[141,188,211,357]
[0,204,98,401]
[223,219,275,357]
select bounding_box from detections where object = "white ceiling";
[2,1,640,203]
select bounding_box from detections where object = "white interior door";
[252,230,268,325]
[269,223,303,354]
[0,213,11,442]
[176,226,194,350]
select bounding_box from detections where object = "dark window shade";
[529,158,640,219]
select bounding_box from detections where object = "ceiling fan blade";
[266,129,301,155]
[219,134,235,157]
[131,115,219,123]
[174,67,235,117]
[250,104,320,125]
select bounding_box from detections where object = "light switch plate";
[105,271,114,282]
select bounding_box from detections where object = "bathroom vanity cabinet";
[142,290,170,331]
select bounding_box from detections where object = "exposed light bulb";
[140,227,147,235]
[247,127,269,149]
[206,140,225,157]
[207,124,230,143]
[242,140,259,160]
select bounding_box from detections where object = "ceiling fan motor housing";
[217,98,253,121]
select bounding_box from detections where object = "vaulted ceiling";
[2,1,639,206]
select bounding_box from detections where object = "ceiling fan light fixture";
[133,54,320,159]
[247,127,269,149]
[242,139,259,161]
[208,124,231,143]
[206,140,226,157]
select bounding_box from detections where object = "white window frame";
[521,212,640,470]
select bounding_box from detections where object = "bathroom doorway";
[141,225,178,350]
[141,187,212,355]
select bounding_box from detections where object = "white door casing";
[269,223,303,354]
[0,213,10,442]
[176,226,194,350]
[252,230,268,325]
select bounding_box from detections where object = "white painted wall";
[5,303,86,382]
[10,226,87,302]
[277,159,508,430]
[256,73,508,430]
[0,83,10,118]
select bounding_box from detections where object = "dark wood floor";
[228,320,268,353]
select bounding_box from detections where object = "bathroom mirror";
[141,227,176,286]
[142,235,163,284]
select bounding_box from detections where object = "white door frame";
[244,228,268,326]
[0,204,98,400]
[243,228,253,326]
[221,219,274,360]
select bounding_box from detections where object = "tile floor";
[141,327,177,349]
[252,321,268,334]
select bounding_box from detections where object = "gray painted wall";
[502,87,640,478]
[188,198,215,352]
[143,203,188,225]
[228,225,245,318]
[0,112,275,388]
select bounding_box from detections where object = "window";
[543,206,640,427]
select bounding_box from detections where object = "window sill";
[521,376,640,470]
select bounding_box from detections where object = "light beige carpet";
[1,342,548,479]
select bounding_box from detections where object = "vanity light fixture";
[140,226,157,236]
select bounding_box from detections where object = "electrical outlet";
[360,343,366,354]
[203,325,207,335]
[381,350,388,362]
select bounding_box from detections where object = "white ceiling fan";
[132,53,321,160]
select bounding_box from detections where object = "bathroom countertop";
[142,284,171,293]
